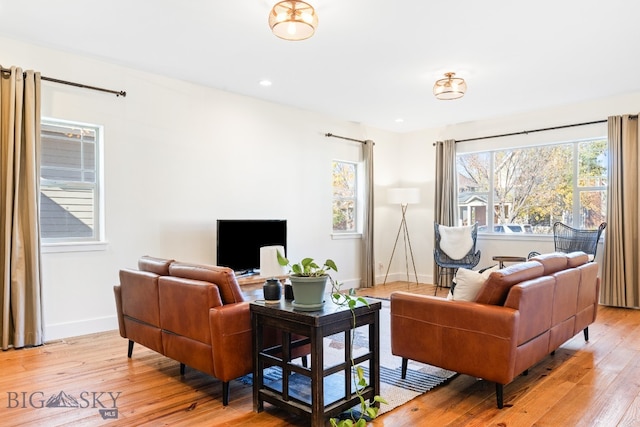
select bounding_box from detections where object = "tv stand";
[235,269,259,278]
[236,274,288,293]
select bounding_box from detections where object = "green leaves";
[373,395,388,405]
[365,406,379,420]
[355,366,366,387]
[277,250,338,277]
[325,259,338,272]
[276,250,289,267]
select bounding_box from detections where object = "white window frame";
[40,118,106,252]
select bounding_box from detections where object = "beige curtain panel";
[434,140,458,226]
[601,114,640,308]
[433,139,458,286]
[360,140,375,288]
[0,65,44,349]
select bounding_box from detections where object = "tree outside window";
[457,138,607,233]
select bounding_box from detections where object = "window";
[40,119,102,243]
[332,160,358,233]
[457,138,607,233]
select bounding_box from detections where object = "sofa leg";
[180,363,186,375]
[222,382,230,406]
[522,369,529,376]
[127,340,134,358]
[584,327,589,341]
[496,383,504,409]
[401,358,408,379]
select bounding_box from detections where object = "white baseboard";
[45,315,119,342]
[374,272,432,285]
[44,276,424,342]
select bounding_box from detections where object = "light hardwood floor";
[2,282,640,426]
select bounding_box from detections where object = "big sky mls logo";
[7,390,121,420]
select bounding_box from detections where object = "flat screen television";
[216,219,287,275]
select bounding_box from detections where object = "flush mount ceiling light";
[433,72,467,100]
[269,1,318,41]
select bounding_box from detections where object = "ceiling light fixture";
[433,72,467,100]
[269,1,318,41]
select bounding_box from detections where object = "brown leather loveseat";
[390,251,599,408]
[113,256,306,406]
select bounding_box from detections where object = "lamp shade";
[269,1,318,41]
[433,72,467,100]
[260,245,286,278]
[387,188,421,205]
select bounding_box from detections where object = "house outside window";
[332,160,358,233]
[40,119,103,243]
[457,138,607,233]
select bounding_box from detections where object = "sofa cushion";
[566,251,589,267]
[169,262,245,304]
[119,269,161,326]
[529,252,568,275]
[158,276,223,344]
[138,256,174,276]
[475,261,545,305]
[451,265,499,301]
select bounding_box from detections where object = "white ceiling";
[1,0,639,132]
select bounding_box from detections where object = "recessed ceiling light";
[259,79,273,87]
[395,118,404,123]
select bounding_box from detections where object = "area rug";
[240,298,456,415]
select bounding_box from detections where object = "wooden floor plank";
[1,282,639,426]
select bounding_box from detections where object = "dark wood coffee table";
[251,298,381,427]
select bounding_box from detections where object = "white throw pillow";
[452,265,499,301]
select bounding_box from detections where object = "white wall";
[1,36,400,341]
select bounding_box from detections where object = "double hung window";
[40,119,102,243]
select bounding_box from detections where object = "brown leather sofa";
[390,251,599,408]
[113,256,306,406]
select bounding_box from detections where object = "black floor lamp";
[383,187,420,286]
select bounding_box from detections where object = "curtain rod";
[325,132,367,144]
[433,118,622,145]
[455,119,607,143]
[1,67,126,97]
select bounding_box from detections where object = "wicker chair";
[552,221,607,260]
[434,222,481,294]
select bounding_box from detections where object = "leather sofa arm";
[113,285,127,338]
[209,302,252,382]
[390,291,520,384]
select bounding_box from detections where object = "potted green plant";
[277,252,337,311]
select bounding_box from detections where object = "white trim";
[42,241,109,253]
[45,315,118,342]
[331,232,362,240]
[477,234,551,243]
